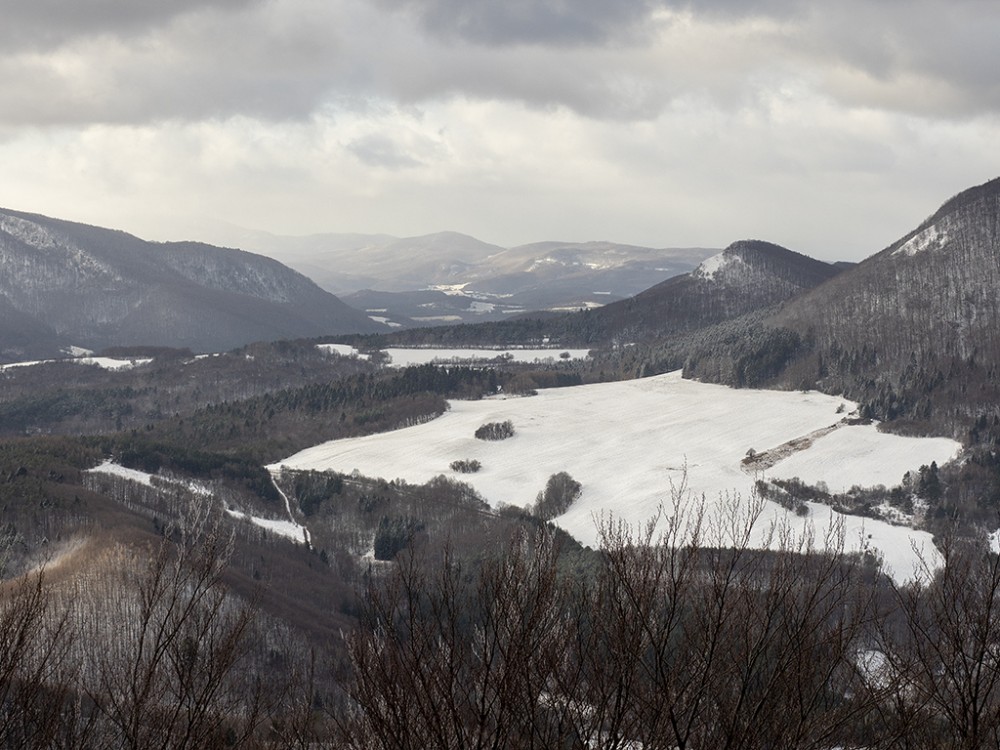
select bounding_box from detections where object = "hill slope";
[682,178,1000,436]
[774,177,1000,362]
[0,209,385,360]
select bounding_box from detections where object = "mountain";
[682,178,1000,435]
[194,225,716,324]
[198,228,505,294]
[560,240,844,343]
[774,177,1000,362]
[0,208,385,361]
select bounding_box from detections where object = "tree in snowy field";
[474,420,515,441]
[532,471,581,520]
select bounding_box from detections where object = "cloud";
[0,0,262,50]
[2,0,1000,129]
[2,0,999,266]
[346,132,438,169]
[373,0,662,46]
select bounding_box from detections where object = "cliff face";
[0,209,385,360]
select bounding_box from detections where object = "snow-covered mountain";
[561,239,844,342]
[0,208,385,361]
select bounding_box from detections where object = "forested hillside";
[0,208,384,361]
[681,179,1000,438]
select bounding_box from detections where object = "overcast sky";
[2,0,999,261]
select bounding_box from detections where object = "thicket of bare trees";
[7,493,1000,748]
[0,510,288,749]
[341,496,1000,750]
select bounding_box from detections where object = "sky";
[2,0,1000,261]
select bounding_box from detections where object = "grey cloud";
[0,7,346,126]
[376,0,662,46]
[789,1,1000,118]
[2,0,1000,130]
[0,0,262,51]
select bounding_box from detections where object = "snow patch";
[226,510,308,543]
[79,357,152,371]
[427,283,470,295]
[380,347,591,368]
[694,251,742,280]
[317,343,371,360]
[550,302,604,311]
[894,224,948,256]
[0,356,151,372]
[62,346,94,357]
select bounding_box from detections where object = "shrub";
[533,471,582,521]
[450,459,482,474]
[475,420,515,441]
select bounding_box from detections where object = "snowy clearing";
[225,510,308,544]
[317,343,371,360]
[87,459,212,495]
[381,347,591,367]
[87,459,156,487]
[768,427,960,493]
[0,356,151,372]
[88,460,307,543]
[316,344,591,368]
[894,225,948,256]
[271,372,960,580]
[694,251,742,280]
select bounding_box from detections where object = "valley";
[4,178,1000,747]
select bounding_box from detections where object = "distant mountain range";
[0,209,386,361]
[192,224,716,325]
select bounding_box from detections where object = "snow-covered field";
[0,356,151,372]
[317,343,371,359]
[382,347,591,367]
[318,343,591,368]
[271,372,961,580]
[768,427,959,493]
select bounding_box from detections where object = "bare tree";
[341,486,884,750]
[0,567,81,749]
[343,528,585,750]
[78,507,264,749]
[874,532,1000,750]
